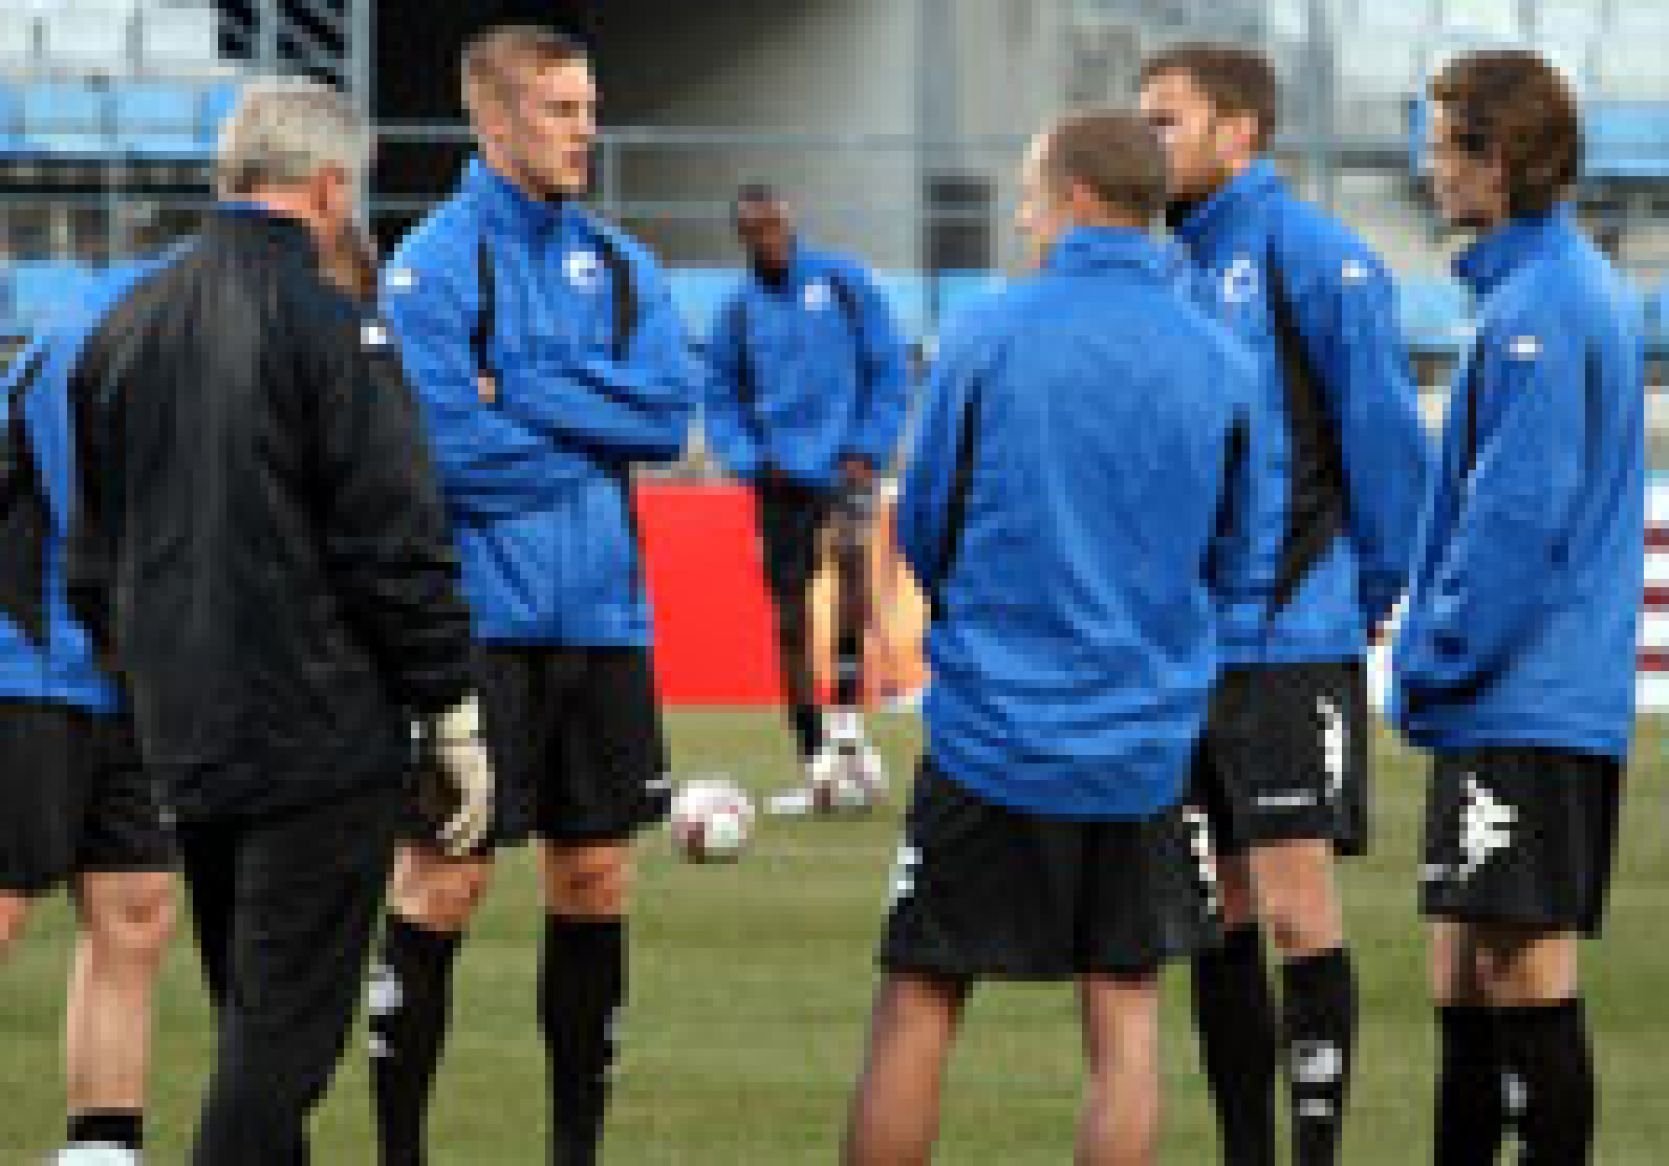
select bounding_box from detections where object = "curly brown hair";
[1429,49,1582,217]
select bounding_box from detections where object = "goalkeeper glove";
[417,695,494,857]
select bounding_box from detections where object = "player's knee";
[545,846,632,917]
[1252,846,1342,956]
[396,859,492,932]
[84,875,175,968]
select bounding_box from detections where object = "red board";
[636,481,783,705]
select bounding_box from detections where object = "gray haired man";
[4,78,491,1163]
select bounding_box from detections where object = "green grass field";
[2,711,1667,1162]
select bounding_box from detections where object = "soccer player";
[843,110,1267,1166]
[1394,50,1643,1164]
[704,186,910,804]
[1140,44,1430,1165]
[0,323,176,1162]
[374,26,698,1166]
[3,79,491,1164]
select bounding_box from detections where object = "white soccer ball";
[670,779,756,863]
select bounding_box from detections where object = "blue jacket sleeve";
[840,267,912,468]
[700,294,764,479]
[1400,325,1586,689]
[896,315,987,590]
[1290,250,1433,632]
[494,270,697,464]
[379,261,576,520]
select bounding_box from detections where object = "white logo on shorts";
[887,844,921,909]
[1182,806,1221,916]
[1458,774,1517,882]
[1318,696,1347,804]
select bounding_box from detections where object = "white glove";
[428,695,493,857]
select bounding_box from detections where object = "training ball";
[670,779,756,863]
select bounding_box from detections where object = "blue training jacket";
[382,160,699,646]
[1392,206,1645,761]
[703,241,911,487]
[0,260,172,712]
[1174,160,1431,665]
[899,227,1272,819]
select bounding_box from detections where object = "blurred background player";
[844,110,1266,1166]
[1395,49,1643,1164]
[8,77,489,1163]
[703,185,910,810]
[375,26,698,1166]
[0,292,177,1163]
[1140,44,1431,1166]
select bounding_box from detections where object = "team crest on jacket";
[1508,335,1542,361]
[565,250,604,292]
[803,280,833,310]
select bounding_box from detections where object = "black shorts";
[1421,748,1622,937]
[0,700,174,895]
[880,760,1217,980]
[1187,662,1370,859]
[755,477,837,601]
[404,646,670,849]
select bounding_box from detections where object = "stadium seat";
[0,84,23,157]
[1586,104,1669,180]
[20,81,110,156]
[10,262,97,333]
[667,268,741,339]
[1398,278,1472,357]
[38,3,135,74]
[871,271,929,343]
[138,3,221,73]
[933,270,1006,327]
[0,11,39,72]
[113,81,206,158]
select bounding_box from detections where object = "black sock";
[541,916,626,1166]
[1191,925,1278,1166]
[1436,1005,1505,1166]
[370,913,463,1166]
[1495,1000,1594,1165]
[790,703,824,761]
[67,1111,142,1149]
[1281,948,1357,1166]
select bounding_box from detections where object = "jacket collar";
[1173,157,1284,255]
[752,237,815,293]
[1044,226,1166,278]
[207,201,319,267]
[1454,203,1575,297]
[464,157,575,239]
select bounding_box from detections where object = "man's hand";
[421,695,494,856]
[476,373,498,405]
[839,455,875,490]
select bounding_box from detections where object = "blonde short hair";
[215,77,371,196]
[460,24,588,120]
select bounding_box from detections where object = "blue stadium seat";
[1586,104,1669,180]
[10,262,98,333]
[1398,278,1472,357]
[933,270,1006,327]
[113,82,206,159]
[667,268,742,339]
[20,81,110,156]
[870,271,929,342]
[200,81,241,149]
[0,84,22,157]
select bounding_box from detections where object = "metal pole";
[258,0,280,73]
[1304,0,1338,210]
